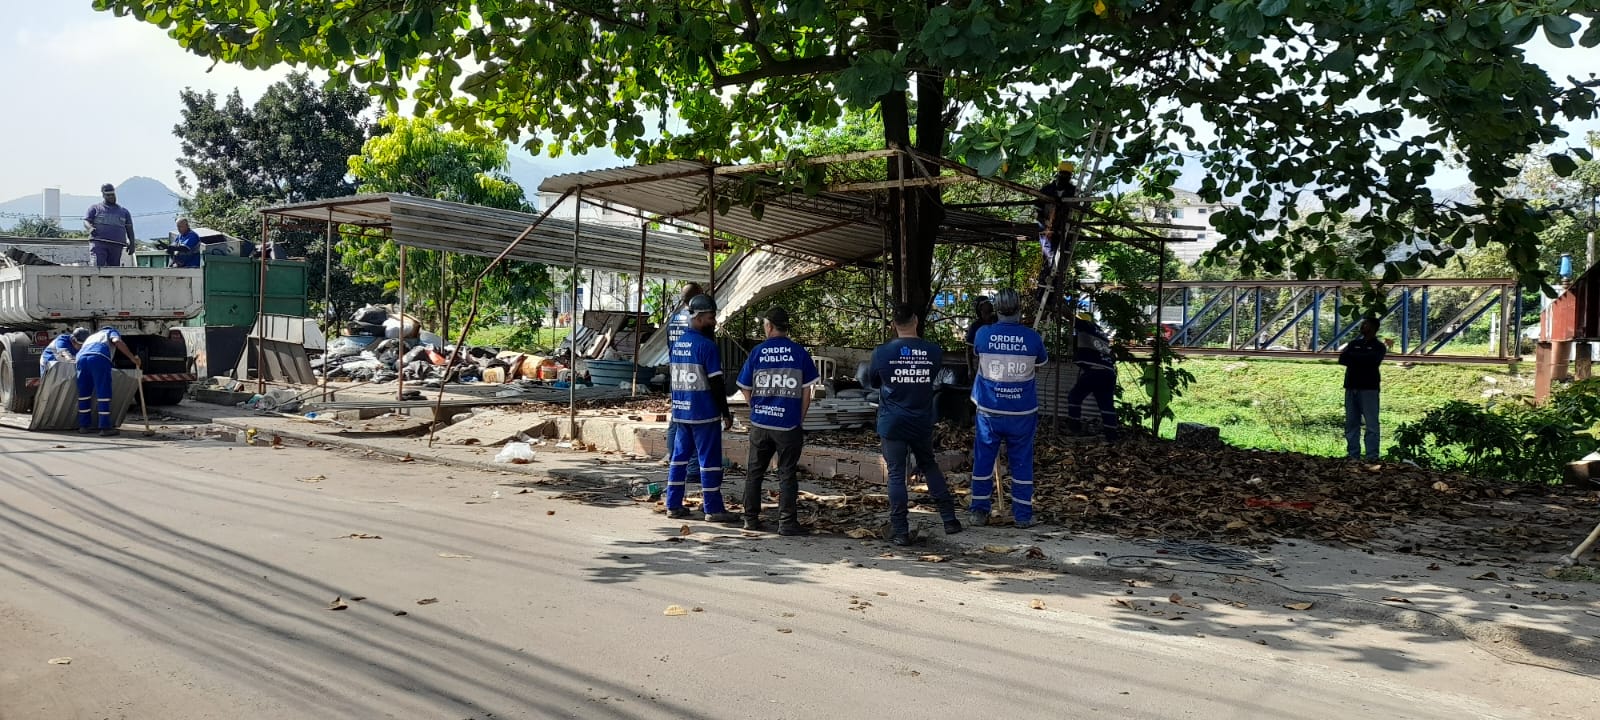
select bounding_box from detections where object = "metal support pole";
[1181,287,1190,344]
[570,187,583,439]
[256,215,269,395]
[323,209,333,402]
[1420,289,1431,350]
[1230,287,1239,350]
[1329,290,1342,351]
[1253,286,1263,348]
[1153,252,1167,436]
[1400,289,1410,355]
[1311,289,1321,350]
[706,171,718,295]
[397,245,407,402]
[1513,287,1524,365]
[633,222,647,397]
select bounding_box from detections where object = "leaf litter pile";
[722,431,1599,559]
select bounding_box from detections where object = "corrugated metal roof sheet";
[259,194,708,279]
[634,248,834,366]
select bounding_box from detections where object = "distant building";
[1140,189,1229,265]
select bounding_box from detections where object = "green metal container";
[198,255,310,327]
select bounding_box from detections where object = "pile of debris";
[319,304,571,387]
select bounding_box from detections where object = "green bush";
[1388,380,1600,483]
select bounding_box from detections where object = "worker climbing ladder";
[1034,121,1111,330]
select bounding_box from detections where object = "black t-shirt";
[1339,336,1386,390]
[869,337,944,440]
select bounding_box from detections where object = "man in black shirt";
[868,304,963,546]
[1338,318,1390,461]
[1034,161,1080,303]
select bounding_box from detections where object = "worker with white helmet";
[968,288,1049,528]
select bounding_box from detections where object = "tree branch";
[713,55,851,87]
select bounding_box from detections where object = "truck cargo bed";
[0,265,203,328]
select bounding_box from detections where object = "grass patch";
[464,324,570,353]
[1548,565,1600,584]
[1119,356,1531,458]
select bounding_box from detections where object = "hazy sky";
[0,2,1593,202]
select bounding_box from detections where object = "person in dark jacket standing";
[666,294,738,523]
[736,307,818,535]
[84,183,136,267]
[1065,301,1119,441]
[869,304,963,546]
[1339,318,1390,461]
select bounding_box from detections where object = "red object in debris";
[1245,498,1315,511]
[427,350,447,365]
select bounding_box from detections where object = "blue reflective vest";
[39,334,75,373]
[737,336,818,431]
[1073,317,1115,370]
[669,328,723,423]
[971,320,1047,415]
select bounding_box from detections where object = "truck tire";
[142,386,188,406]
[0,333,35,413]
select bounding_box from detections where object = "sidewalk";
[159,401,1600,672]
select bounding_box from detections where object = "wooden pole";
[706,171,717,295]
[1153,251,1168,437]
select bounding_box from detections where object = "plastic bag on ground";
[495,442,536,464]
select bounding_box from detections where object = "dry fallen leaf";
[679,524,693,536]
[341,533,382,540]
[47,657,71,665]
[1427,563,1442,571]
[1283,602,1315,611]
[328,596,348,611]
[692,607,704,613]
[1025,546,1047,560]
[546,510,556,516]
[844,528,877,539]
[417,598,439,605]
[981,545,1012,554]
[777,628,793,634]
[1470,572,1501,581]
[400,454,415,463]
[1431,481,1450,492]
[1113,598,1136,610]
[350,596,366,602]
[1168,593,1185,605]
[299,475,325,483]
[1381,596,1413,604]
[437,553,473,559]
[663,605,689,616]
[918,554,948,563]
[392,610,408,617]
[1029,599,1046,610]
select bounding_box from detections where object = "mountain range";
[0,176,184,239]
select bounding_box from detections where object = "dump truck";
[0,261,202,412]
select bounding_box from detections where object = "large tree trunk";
[881,71,947,334]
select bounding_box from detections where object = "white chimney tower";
[42,188,61,223]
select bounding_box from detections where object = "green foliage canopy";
[99,0,1600,307]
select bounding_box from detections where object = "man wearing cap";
[84,183,136,267]
[964,296,997,374]
[666,294,739,523]
[74,326,141,436]
[735,306,818,534]
[970,288,1049,529]
[40,328,90,375]
[870,303,964,546]
[1065,301,1121,442]
[663,282,705,489]
[1034,162,1081,303]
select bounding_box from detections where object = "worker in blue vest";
[969,289,1048,528]
[736,306,818,535]
[666,293,738,523]
[1065,300,1120,442]
[40,327,90,375]
[664,282,704,487]
[74,327,141,436]
[870,303,964,545]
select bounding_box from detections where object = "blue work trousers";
[666,420,701,483]
[970,412,1038,524]
[1344,389,1381,461]
[75,354,115,430]
[666,421,727,515]
[884,436,957,537]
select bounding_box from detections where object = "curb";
[167,403,1600,671]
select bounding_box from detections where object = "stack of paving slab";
[801,398,877,432]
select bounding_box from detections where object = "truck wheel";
[142,386,188,407]
[0,347,33,413]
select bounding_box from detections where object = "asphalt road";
[1,425,1592,719]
